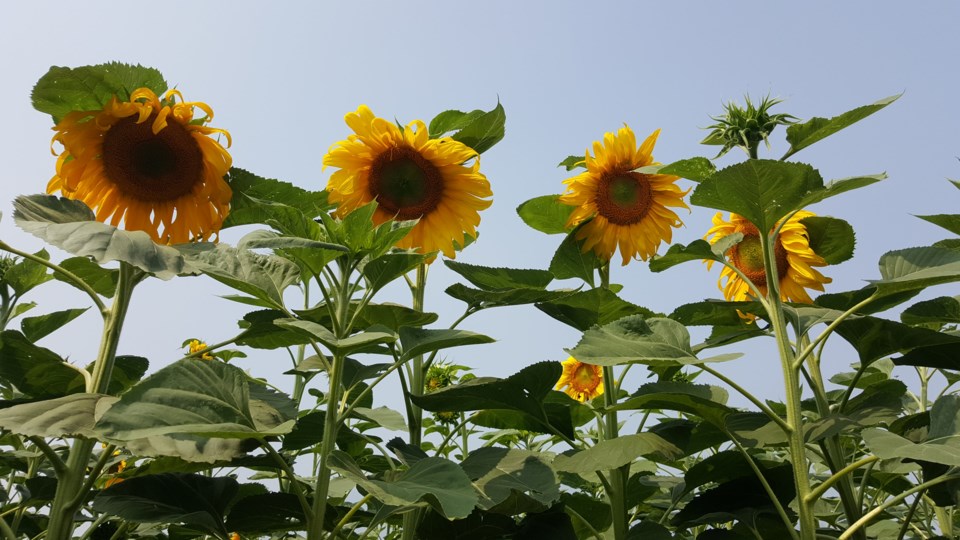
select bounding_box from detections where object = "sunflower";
[560,125,689,265]
[187,339,215,361]
[556,357,604,402]
[323,105,492,259]
[48,88,232,244]
[705,211,832,303]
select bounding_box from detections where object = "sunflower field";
[0,62,959,540]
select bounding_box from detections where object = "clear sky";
[2,1,958,407]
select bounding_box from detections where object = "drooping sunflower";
[560,125,689,265]
[323,105,492,259]
[705,211,832,303]
[48,88,232,244]
[556,357,604,402]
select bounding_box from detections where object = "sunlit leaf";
[783,94,901,159]
[445,283,575,310]
[553,434,681,475]
[655,157,716,182]
[275,319,396,357]
[3,250,53,296]
[222,168,331,228]
[428,109,487,138]
[536,288,655,332]
[649,235,743,273]
[516,195,575,235]
[0,393,108,438]
[180,243,300,309]
[398,327,493,362]
[32,63,167,123]
[565,316,698,367]
[461,447,559,510]
[450,102,505,154]
[445,260,553,290]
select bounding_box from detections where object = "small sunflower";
[705,211,832,303]
[560,125,689,265]
[556,357,604,402]
[48,88,232,244]
[323,105,492,259]
[187,339,215,360]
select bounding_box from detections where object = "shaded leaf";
[3,250,53,296]
[801,215,856,264]
[399,327,494,361]
[180,244,300,309]
[461,447,559,510]
[649,235,743,273]
[565,316,698,367]
[0,393,108,438]
[32,63,167,123]
[553,434,681,475]
[549,226,599,285]
[536,287,655,332]
[445,283,575,310]
[445,260,553,290]
[0,330,81,398]
[916,214,960,236]
[21,308,88,341]
[901,296,960,326]
[54,256,118,297]
[834,315,960,366]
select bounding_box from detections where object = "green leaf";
[516,195,575,235]
[445,260,553,290]
[0,393,108,439]
[461,447,559,510]
[870,246,960,297]
[553,434,681,475]
[329,451,478,519]
[32,63,167,123]
[536,287,654,332]
[649,235,743,273]
[670,300,765,327]
[783,94,901,160]
[398,327,494,362]
[797,174,886,208]
[469,391,586,438]
[14,195,185,280]
[106,355,150,395]
[549,226,599,285]
[54,256,119,297]
[428,109,487,138]
[565,316,699,367]
[3,250,53,296]
[92,473,237,538]
[815,287,919,314]
[362,252,428,292]
[557,155,586,171]
[801,216,855,264]
[894,343,960,370]
[863,427,960,468]
[237,230,345,252]
[21,308,88,341]
[450,102,506,154]
[180,244,300,309]
[671,463,795,528]
[235,310,312,350]
[353,406,407,431]
[0,330,81,398]
[224,492,306,534]
[916,214,960,236]
[690,160,823,233]
[275,319,396,356]
[95,359,293,442]
[353,303,439,332]
[410,362,568,436]
[834,315,960,366]
[656,157,716,182]
[681,450,761,496]
[901,296,960,326]
[445,283,575,310]
[614,382,734,428]
[222,168,331,228]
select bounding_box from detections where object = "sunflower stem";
[45,262,138,540]
[401,263,429,540]
[761,232,816,540]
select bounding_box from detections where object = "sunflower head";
[555,357,604,402]
[705,211,832,304]
[48,88,232,244]
[323,105,492,260]
[560,125,689,266]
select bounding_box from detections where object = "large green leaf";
[235,310,312,350]
[329,451,478,519]
[671,463,795,528]
[670,300,765,327]
[95,359,294,442]
[681,450,762,496]
[53,256,119,297]
[649,235,743,273]
[180,244,300,309]
[895,342,960,370]
[398,327,494,362]
[445,261,553,290]
[32,63,168,123]
[690,160,824,232]
[353,303,439,332]
[275,319,396,356]
[445,283,575,310]
[782,94,900,159]
[916,214,960,236]
[14,195,185,280]
[223,492,307,534]
[21,308,88,341]
[553,434,681,475]
[461,447,559,510]
[0,393,109,439]
[362,252,429,292]
[449,102,506,154]
[655,157,717,182]
[0,330,81,398]
[428,109,488,138]
[516,195,575,235]
[801,215,856,264]
[92,473,237,538]
[536,288,655,332]
[614,382,735,429]
[566,316,739,367]
[222,168,331,228]
[796,174,886,208]
[549,227,599,285]
[901,296,960,326]
[863,428,960,468]
[869,246,960,297]
[834,315,960,366]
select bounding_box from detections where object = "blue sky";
[2,1,958,407]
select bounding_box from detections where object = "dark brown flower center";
[595,172,652,225]
[101,114,203,202]
[368,146,443,220]
[729,228,789,288]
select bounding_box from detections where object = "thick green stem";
[45,263,137,540]
[402,263,429,540]
[762,234,816,540]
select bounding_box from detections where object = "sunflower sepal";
[13,195,185,280]
[32,63,168,123]
[649,234,744,273]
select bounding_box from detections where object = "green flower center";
[730,230,788,288]
[369,146,443,220]
[102,114,203,202]
[596,172,652,225]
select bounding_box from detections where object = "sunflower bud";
[703,95,796,158]
[0,256,16,283]
[425,363,466,424]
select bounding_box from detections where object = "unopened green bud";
[703,95,796,158]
